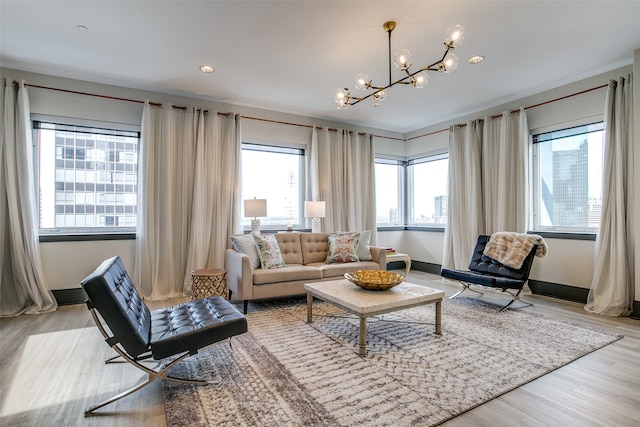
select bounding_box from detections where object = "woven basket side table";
[190,268,227,300]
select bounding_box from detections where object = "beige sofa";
[225,232,386,313]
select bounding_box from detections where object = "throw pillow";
[338,230,372,261]
[325,232,360,264]
[253,234,286,269]
[230,234,261,269]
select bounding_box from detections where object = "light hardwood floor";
[1,271,638,426]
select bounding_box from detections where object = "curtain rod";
[21,82,231,115]
[406,83,609,141]
[18,81,403,141]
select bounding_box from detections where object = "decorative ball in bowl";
[344,270,405,291]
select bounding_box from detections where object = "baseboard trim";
[409,260,442,275]
[52,288,86,306]
[527,279,590,304]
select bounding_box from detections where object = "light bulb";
[413,72,429,88]
[393,49,412,70]
[441,53,459,73]
[335,88,349,104]
[354,73,370,90]
[445,25,465,48]
[337,101,350,110]
[373,90,386,101]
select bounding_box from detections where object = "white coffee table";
[305,279,445,356]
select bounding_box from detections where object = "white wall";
[40,240,136,290]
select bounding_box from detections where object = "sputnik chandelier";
[335,21,465,109]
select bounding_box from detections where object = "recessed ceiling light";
[468,55,485,64]
[199,65,215,73]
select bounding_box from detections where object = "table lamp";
[244,198,267,233]
[304,201,325,233]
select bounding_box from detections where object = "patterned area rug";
[163,296,622,426]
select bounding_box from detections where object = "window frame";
[33,116,140,237]
[530,121,604,234]
[240,142,306,231]
[406,152,449,228]
[374,157,405,227]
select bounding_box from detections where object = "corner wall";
[635,49,640,304]
[375,65,635,295]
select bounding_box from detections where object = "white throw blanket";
[483,232,548,269]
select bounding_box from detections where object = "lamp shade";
[304,201,325,218]
[244,198,267,218]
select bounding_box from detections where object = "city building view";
[535,123,603,230]
[37,122,139,231]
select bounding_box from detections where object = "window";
[241,143,305,230]
[35,121,139,233]
[375,158,404,225]
[407,154,448,226]
[531,122,604,232]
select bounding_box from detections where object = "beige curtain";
[309,128,377,242]
[442,121,484,270]
[482,109,529,233]
[1,79,57,316]
[586,75,634,316]
[135,103,241,299]
[185,112,242,291]
[442,108,529,270]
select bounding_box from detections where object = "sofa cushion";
[230,234,261,268]
[316,261,381,278]
[338,230,372,261]
[252,265,323,285]
[299,233,330,264]
[274,233,304,265]
[254,234,286,269]
[325,232,360,263]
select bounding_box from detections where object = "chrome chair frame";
[85,305,219,416]
[81,256,247,417]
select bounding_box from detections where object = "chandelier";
[334,21,465,109]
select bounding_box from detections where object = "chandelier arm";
[420,45,454,72]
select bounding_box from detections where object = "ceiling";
[2,1,639,134]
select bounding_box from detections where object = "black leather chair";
[80,256,247,416]
[441,235,537,311]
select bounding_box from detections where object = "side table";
[190,268,227,300]
[386,253,411,276]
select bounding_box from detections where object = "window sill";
[528,231,596,241]
[377,226,445,232]
[39,233,136,243]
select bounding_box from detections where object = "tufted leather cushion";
[150,296,247,360]
[441,235,537,291]
[82,256,248,361]
[468,235,535,280]
[81,256,151,358]
[274,233,303,265]
[299,233,330,264]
